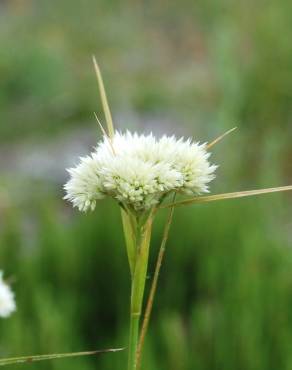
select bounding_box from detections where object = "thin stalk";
[93,60,135,369]
[128,212,154,370]
[136,203,175,369]
[0,348,124,366]
[128,309,140,370]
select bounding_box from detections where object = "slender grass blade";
[0,348,124,366]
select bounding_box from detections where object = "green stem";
[136,204,175,369]
[127,212,154,370]
[121,208,137,278]
[127,303,141,370]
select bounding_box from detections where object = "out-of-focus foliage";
[1,194,292,370]
[0,0,292,369]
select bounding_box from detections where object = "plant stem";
[121,208,137,278]
[127,213,154,370]
[128,298,141,370]
[136,204,175,369]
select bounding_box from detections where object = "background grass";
[0,0,292,369]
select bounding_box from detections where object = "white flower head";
[0,271,16,318]
[64,131,217,212]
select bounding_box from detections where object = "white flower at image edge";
[0,271,16,318]
[64,131,217,212]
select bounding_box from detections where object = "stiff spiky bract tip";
[207,127,237,149]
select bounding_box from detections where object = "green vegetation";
[1,192,292,370]
[0,0,292,369]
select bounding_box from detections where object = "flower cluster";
[64,132,217,212]
[0,271,16,318]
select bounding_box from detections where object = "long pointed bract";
[207,127,237,149]
[92,56,115,138]
[93,112,116,155]
[162,185,292,208]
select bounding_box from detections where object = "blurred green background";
[1,0,292,369]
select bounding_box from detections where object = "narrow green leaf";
[0,348,124,366]
[121,208,137,278]
[92,56,115,138]
[131,213,153,314]
[162,185,292,208]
